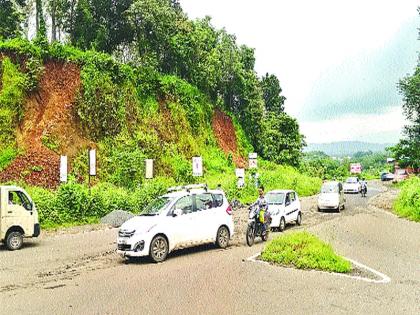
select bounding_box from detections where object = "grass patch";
[0,147,18,171]
[261,231,352,273]
[394,177,420,222]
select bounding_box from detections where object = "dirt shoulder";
[368,185,399,213]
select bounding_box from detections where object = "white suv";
[117,184,234,262]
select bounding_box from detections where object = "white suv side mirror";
[173,208,183,217]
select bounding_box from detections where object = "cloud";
[300,106,406,143]
[301,17,419,121]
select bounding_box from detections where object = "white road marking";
[246,252,391,284]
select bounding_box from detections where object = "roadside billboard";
[350,163,362,174]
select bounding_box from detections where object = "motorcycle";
[246,205,272,247]
[360,184,367,197]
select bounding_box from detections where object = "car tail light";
[226,205,233,215]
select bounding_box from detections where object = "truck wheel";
[6,231,23,251]
[149,236,168,263]
[216,226,230,248]
[296,212,302,226]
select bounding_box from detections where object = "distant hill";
[304,141,393,157]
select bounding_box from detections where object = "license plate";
[118,238,127,244]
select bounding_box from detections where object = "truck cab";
[0,186,40,250]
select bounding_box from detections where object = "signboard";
[249,153,258,169]
[235,168,245,178]
[192,157,203,177]
[60,155,68,182]
[145,159,154,179]
[89,149,96,176]
[249,153,258,159]
[350,163,362,174]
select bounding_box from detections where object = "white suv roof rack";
[167,183,208,193]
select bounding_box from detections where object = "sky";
[180,0,419,144]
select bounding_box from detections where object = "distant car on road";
[343,177,361,194]
[318,181,345,212]
[265,190,302,232]
[117,184,234,263]
[380,172,394,181]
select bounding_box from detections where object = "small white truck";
[0,186,40,250]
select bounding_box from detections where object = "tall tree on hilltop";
[261,73,286,113]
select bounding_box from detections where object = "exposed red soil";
[0,151,59,189]
[212,110,245,167]
[0,61,93,189]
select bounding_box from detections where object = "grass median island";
[394,177,420,222]
[261,231,352,273]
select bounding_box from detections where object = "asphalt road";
[0,182,419,314]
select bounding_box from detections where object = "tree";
[0,0,26,39]
[66,0,134,52]
[261,73,286,113]
[127,0,186,71]
[393,8,420,169]
[260,112,305,166]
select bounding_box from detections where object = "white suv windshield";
[140,197,174,215]
[266,193,285,205]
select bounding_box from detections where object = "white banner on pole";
[60,155,68,182]
[235,168,245,178]
[89,149,96,176]
[145,159,154,179]
[249,152,258,169]
[192,157,203,177]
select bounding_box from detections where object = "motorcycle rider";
[360,178,367,196]
[253,187,268,233]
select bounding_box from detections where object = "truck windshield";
[266,193,285,205]
[140,197,174,216]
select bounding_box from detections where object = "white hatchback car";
[117,185,234,263]
[318,181,345,212]
[266,190,302,232]
[343,177,361,194]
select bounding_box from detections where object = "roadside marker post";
[88,149,97,193]
[145,159,154,179]
[192,157,203,177]
[60,155,68,183]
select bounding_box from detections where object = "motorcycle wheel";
[246,224,255,247]
[262,230,269,242]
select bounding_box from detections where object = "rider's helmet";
[260,199,268,211]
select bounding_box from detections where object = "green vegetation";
[0,1,323,228]
[0,147,18,171]
[394,177,420,222]
[261,231,352,273]
[391,8,419,169]
[26,178,175,228]
[301,150,390,180]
